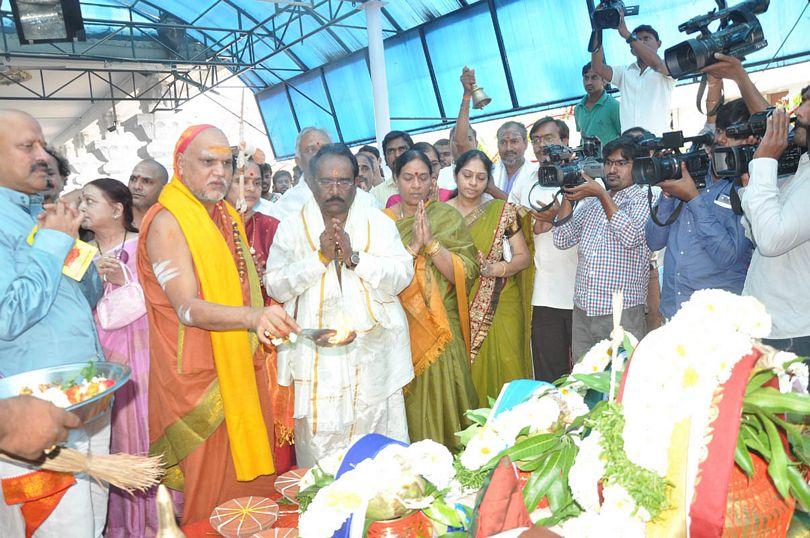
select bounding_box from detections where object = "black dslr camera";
[591,0,639,31]
[633,131,713,188]
[665,0,769,79]
[537,136,604,189]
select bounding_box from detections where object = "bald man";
[0,110,108,537]
[128,159,168,229]
[137,125,299,524]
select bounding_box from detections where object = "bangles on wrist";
[425,240,441,257]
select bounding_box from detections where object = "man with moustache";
[357,146,383,188]
[590,20,675,135]
[268,127,380,221]
[265,144,414,466]
[41,147,70,203]
[137,125,299,524]
[554,136,652,360]
[355,152,375,191]
[508,116,579,381]
[128,159,168,229]
[370,130,413,207]
[435,138,452,169]
[575,62,621,145]
[0,110,107,537]
[742,91,810,355]
[492,121,533,197]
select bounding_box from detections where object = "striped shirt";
[553,185,652,316]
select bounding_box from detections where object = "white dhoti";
[0,416,110,538]
[294,390,409,468]
[266,198,415,466]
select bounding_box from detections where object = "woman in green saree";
[446,150,534,402]
[384,149,479,450]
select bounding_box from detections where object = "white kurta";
[265,197,415,466]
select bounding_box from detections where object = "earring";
[113,214,119,219]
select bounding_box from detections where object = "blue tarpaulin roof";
[32,1,810,156]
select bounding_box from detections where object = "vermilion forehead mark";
[203,146,232,157]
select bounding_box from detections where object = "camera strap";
[695,74,725,116]
[648,185,684,227]
[729,183,744,216]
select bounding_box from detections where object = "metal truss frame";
[0,0,398,112]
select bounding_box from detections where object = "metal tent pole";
[363,0,391,151]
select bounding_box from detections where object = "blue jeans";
[762,336,810,358]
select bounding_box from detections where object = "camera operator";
[590,17,675,136]
[742,92,810,355]
[645,98,755,321]
[575,62,622,145]
[553,136,652,361]
[508,117,579,382]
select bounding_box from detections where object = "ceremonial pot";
[366,510,433,538]
[723,452,794,537]
[0,361,131,424]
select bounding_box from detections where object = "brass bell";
[471,86,492,110]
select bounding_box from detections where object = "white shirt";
[508,167,578,309]
[254,197,275,217]
[437,166,456,191]
[265,197,415,430]
[267,178,379,221]
[492,160,535,196]
[611,62,676,136]
[742,154,810,339]
[369,177,398,208]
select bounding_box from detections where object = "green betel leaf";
[745,368,777,396]
[740,419,772,459]
[464,407,491,425]
[423,498,463,528]
[455,423,482,446]
[745,387,810,415]
[771,415,810,466]
[522,450,562,512]
[572,372,612,394]
[786,464,810,509]
[622,333,635,356]
[505,433,560,462]
[734,435,754,477]
[761,413,791,499]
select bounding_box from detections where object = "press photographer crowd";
[0,0,808,536]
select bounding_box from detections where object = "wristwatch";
[346,251,360,269]
[626,32,638,44]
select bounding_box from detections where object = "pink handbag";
[96,260,147,331]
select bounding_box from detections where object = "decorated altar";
[279,290,808,537]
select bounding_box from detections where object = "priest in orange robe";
[137,125,299,524]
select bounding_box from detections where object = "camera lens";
[632,157,657,185]
[665,38,713,78]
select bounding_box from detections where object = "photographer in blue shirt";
[645,99,756,319]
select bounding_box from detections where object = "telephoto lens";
[633,152,709,187]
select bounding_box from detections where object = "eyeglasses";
[604,159,632,168]
[531,134,559,145]
[315,177,354,187]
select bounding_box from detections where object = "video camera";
[537,136,604,189]
[665,0,769,79]
[591,0,639,31]
[633,130,714,188]
[724,106,797,138]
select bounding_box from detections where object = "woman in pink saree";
[80,178,153,537]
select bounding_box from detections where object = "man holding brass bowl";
[265,144,415,467]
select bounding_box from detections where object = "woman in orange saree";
[384,149,479,450]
